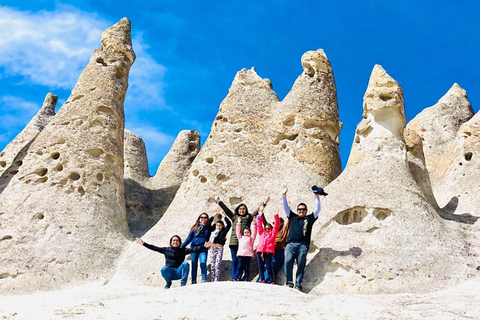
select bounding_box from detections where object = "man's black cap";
[312,185,328,196]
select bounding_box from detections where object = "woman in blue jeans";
[181,212,211,284]
[136,235,209,289]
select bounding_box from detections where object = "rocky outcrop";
[406,84,473,184]
[306,65,474,295]
[115,49,343,286]
[0,18,135,294]
[0,93,57,183]
[124,129,200,237]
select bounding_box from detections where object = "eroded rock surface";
[0,18,135,294]
[115,49,343,286]
[0,93,57,183]
[306,65,475,295]
[124,129,200,237]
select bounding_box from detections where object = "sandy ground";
[1,279,480,320]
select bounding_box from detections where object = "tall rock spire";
[306,65,473,295]
[0,18,135,294]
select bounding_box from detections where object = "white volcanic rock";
[0,18,135,294]
[115,49,343,286]
[0,93,57,180]
[434,111,480,221]
[407,83,473,185]
[306,65,475,295]
[124,129,200,237]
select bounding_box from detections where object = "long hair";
[190,212,209,232]
[234,203,249,216]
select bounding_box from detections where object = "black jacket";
[143,243,203,268]
[208,215,231,246]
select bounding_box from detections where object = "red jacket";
[256,214,279,254]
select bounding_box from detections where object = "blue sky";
[0,1,479,174]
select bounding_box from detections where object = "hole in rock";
[66,231,72,235]
[13,160,22,167]
[69,172,81,181]
[51,152,60,160]
[96,57,107,66]
[85,148,104,158]
[234,128,243,133]
[464,152,473,161]
[90,119,104,127]
[192,170,199,177]
[283,115,295,126]
[33,212,44,220]
[57,138,66,144]
[78,186,85,196]
[464,131,471,137]
[55,164,64,171]
[372,208,392,221]
[115,66,126,79]
[0,235,13,241]
[333,207,368,225]
[206,157,214,164]
[96,173,104,183]
[0,151,4,157]
[72,95,84,101]
[97,105,115,115]
[199,176,207,183]
[36,177,48,183]
[10,170,19,176]
[273,133,299,145]
[229,197,243,207]
[379,93,394,101]
[0,161,6,167]
[188,144,197,152]
[36,150,44,155]
[59,177,68,185]
[215,115,223,120]
[217,173,228,181]
[189,156,196,163]
[366,227,379,233]
[35,168,48,176]
[304,119,322,129]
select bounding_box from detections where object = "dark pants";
[285,242,308,287]
[273,249,285,280]
[257,252,274,283]
[235,256,252,281]
[230,245,238,280]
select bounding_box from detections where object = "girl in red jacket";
[256,212,280,284]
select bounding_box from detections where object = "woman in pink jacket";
[234,217,257,281]
[256,212,280,284]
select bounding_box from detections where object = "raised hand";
[265,196,271,205]
[135,238,144,245]
[282,185,288,196]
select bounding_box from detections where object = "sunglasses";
[200,216,208,219]
[297,208,307,212]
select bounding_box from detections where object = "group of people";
[136,185,328,290]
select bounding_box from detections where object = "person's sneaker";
[261,280,266,283]
[191,281,197,285]
[181,282,186,287]
[287,282,294,288]
[295,285,303,291]
[477,266,480,271]
[201,279,207,283]
[164,282,172,289]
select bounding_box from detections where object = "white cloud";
[0,95,38,141]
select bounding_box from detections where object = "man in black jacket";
[136,235,209,288]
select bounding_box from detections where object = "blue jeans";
[161,262,190,287]
[257,252,274,283]
[284,243,308,287]
[273,249,285,280]
[190,249,208,283]
[235,256,252,281]
[230,245,238,280]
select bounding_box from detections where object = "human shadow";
[303,246,363,294]
[437,196,479,225]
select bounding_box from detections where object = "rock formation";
[124,129,200,237]
[406,83,473,185]
[0,93,57,185]
[115,49,343,286]
[0,18,135,294]
[306,65,475,294]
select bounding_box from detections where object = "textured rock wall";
[124,129,200,237]
[115,49,343,286]
[0,18,135,294]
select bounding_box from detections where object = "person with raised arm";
[206,210,231,282]
[282,185,327,290]
[215,195,270,280]
[136,235,210,289]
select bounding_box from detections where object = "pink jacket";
[256,214,280,254]
[236,219,257,257]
